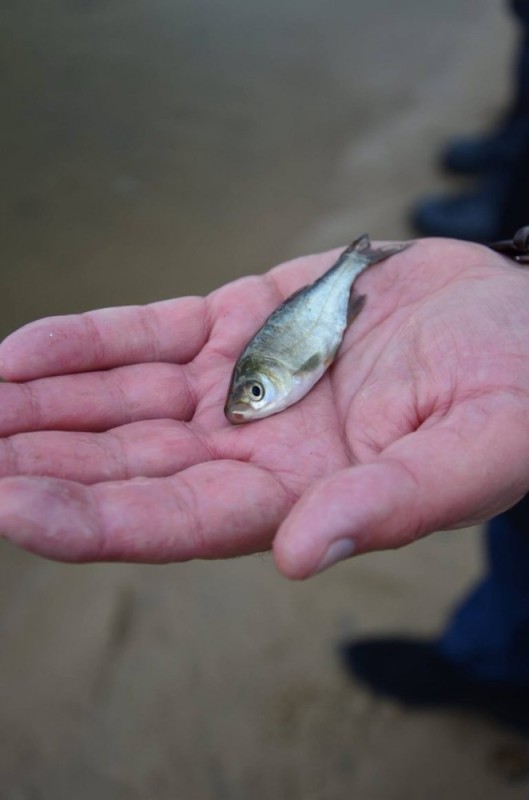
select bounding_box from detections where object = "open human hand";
[1,238,529,578]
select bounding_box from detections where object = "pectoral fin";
[295,352,322,375]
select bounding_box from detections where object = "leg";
[441,496,529,686]
[341,498,529,732]
[410,0,529,240]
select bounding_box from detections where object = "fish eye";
[249,382,265,400]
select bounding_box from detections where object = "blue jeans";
[440,496,529,685]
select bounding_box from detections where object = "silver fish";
[224,234,409,424]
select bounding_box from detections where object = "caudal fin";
[342,233,411,265]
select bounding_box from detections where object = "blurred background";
[0,1,526,798]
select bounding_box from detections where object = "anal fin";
[347,292,366,325]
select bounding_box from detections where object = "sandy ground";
[1,1,528,798]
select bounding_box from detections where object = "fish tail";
[315,233,411,289]
[343,233,411,266]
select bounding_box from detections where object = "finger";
[0,362,196,436]
[274,402,529,579]
[0,419,214,483]
[0,461,290,562]
[0,296,209,381]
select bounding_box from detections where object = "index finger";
[0,296,209,381]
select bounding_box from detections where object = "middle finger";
[0,418,214,483]
[0,362,196,436]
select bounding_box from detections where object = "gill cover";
[224,356,294,423]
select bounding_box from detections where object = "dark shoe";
[339,637,529,733]
[410,173,510,242]
[441,115,529,175]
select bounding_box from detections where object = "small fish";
[224,234,410,424]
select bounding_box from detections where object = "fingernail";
[314,538,356,575]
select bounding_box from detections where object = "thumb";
[273,460,423,579]
[273,412,529,580]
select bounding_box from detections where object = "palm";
[1,238,529,576]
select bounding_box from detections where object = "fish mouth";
[224,404,249,424]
